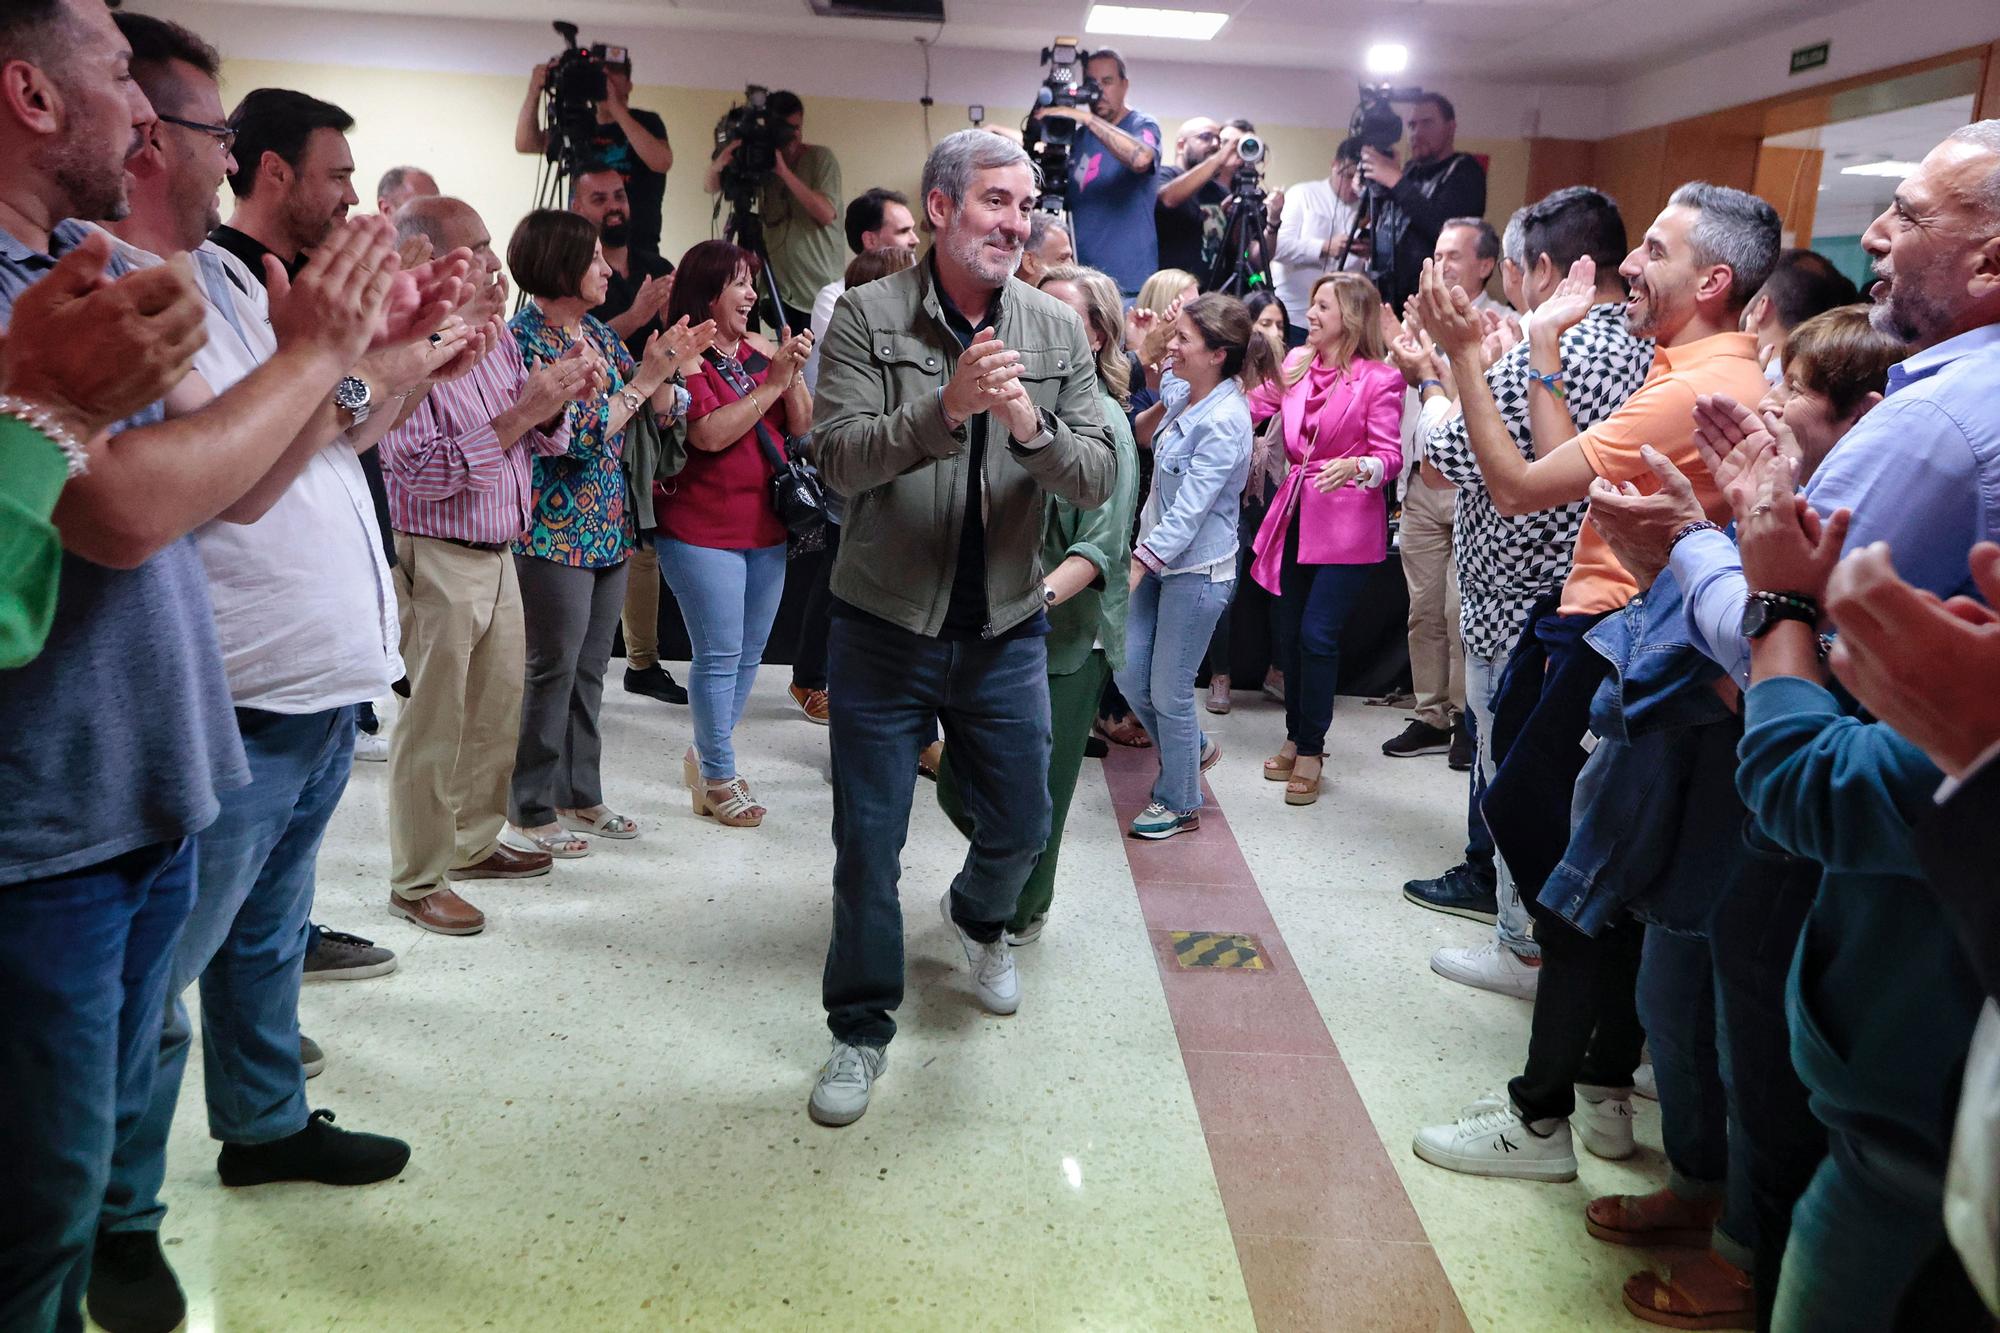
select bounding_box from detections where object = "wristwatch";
[1042,583,1058,607]
[333,375,372,427]
[1741,590,1820,640]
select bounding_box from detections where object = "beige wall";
[218,58,1527,289]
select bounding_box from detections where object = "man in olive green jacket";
[806,130,1115,1127]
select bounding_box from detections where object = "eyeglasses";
[156,114,236,152]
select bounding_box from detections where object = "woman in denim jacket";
[1117,293,1280,839]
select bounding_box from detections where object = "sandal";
[1263,744,1298,782]
[1621,1251,1753,1330]
[693,776,765,828]
[558,807,640,839]
[500,823,589,858]
[1200,737,1222,773]
[1587,1189,1723,1249]
[1094,715,1153,748]
[917,740,944,782]
[1285,755,1323,806]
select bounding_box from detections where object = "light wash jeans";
[655,537,787,781]
[1465,650,1538,958]
[103,706,355,1235]
[1117,570,1234,813]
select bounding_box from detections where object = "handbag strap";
[706,345,792,471]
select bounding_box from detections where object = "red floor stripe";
[1101,745,1472,1333]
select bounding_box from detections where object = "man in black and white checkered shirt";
[1394,186,1654,1000]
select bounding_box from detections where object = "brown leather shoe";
[446,843,553,881]
[388,887,486,936]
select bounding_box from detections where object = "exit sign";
[1790,42,1830,75]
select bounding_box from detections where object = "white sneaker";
[1412,1093,1578,1181]
[1430,939,1541,1000]
[1005,916,1046,947]
[1633,1063,1659,1101]
[808,1040,886,1127]
[1575,1084,1637,1159]
[353,731,390,763]
[939,891,1020,1015]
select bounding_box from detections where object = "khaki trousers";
[387,532,524,900]
[621,541,660,670]
[1399,474,1464,729]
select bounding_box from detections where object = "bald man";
[1155,115,1252,277]
[376,165,438,219]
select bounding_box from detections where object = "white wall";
[146,0,1611,140]
[1603,0,1999,136]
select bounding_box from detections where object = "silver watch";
[333,375,372,426]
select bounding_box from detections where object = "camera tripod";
[1205,169,1271,297]
[721,187,791,335]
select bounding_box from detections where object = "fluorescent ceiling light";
[1365,42,1409,75]
[1839,160,1920,177]
[1084,5,1229,40]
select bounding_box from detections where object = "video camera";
[1350,82,1422,155]
[1022,38,1098,214]
[712,85,798,204]
[1227,131,1266,194]
[542,22,628,170]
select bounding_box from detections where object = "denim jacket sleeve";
[1737,676,1940,876]
[1136,385,1251,570]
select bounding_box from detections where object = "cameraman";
[1357,92,1485,308]
[1272,137,1366,347]
[516,49,674,256]
[1034,47,1160,299]
[1154,117,1255,279]
[703,91,842,333]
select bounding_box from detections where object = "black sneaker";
[1403,864,1500,924]
[304,926,397,982]
[624,664,688,705]
[1382,718,1453,758]
[86,1229,185,1333]
[1448,716,1475,772]
[217,1109,411,1188]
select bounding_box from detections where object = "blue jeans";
[102,707,355,1237]
[1274,543,1375,758]
[656,537,787,782]
[1465,649,1536,956]
[1638,929,1728,1205]
[0,840,196,1333]
[823,613,1051,1048]
[1117,571,1233,812]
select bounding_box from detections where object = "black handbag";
[753,421,829,556]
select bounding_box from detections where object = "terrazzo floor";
[147,667,1676,1332]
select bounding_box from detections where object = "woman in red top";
[653,241,813,828]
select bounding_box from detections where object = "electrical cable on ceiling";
[916,17,944,145]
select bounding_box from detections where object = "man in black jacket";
[1359,92,1486,309]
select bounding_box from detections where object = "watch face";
[334,376,369,411]
[1740,597,1770,639]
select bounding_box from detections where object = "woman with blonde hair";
[1246,271,1405,805]
[1116,292,1281,840]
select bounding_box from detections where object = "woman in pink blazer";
[1245,273,1404,805]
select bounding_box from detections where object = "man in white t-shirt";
[1271,135,1366,346]
[801,187,917,390]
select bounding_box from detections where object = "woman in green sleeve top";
[935,264,1139,944]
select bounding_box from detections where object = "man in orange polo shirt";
[1407,182,1778,1183]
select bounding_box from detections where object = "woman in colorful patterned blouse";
[654,239,814,829]
[503,209,706,857]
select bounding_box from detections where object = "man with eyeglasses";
[1155,116,1257,281]
[1271,135,1368,347]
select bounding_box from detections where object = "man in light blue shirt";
[1668,122,2000,680]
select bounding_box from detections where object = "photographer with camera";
[703,90,842,334]
[1155,117,1257,280]
[1356,92,1485,309]
[1033,47,1160,300]
[517,45,673,257]
[1272,137,1367,348]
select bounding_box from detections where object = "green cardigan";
[0,417,68,669]
[1042,390,1139,676]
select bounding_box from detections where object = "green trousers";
[936,651,1110,934]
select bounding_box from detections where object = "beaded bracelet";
[1670,519,1722,548]
[0,393,89,478]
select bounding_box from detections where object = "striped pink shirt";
[380,335,571,544]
